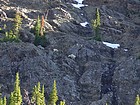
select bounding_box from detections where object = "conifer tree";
[34,16,41,36]
[41,85,46,105]
[13,12,22,37]
[92,8,101,41]
[31,82,46,105]
[48,80,58,105]
[0,98,2,105]
[1,12,22,42]
[135,95,140,105]
[9,92,14,105]
[3,96,6,105]
[96,8,101,27]
[9,72,22,105]
[59,100,65,105]
[0,94,3,105]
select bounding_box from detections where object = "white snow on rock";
[53,49,59,52]
[103,42,120,49]
[68,54,76,59]
[72,3,88,9]
[124,49,128,51]
[72,0,88,9]
[80,22,89,27]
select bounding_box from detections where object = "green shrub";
[1,30,20,42]
[0,12,22,43]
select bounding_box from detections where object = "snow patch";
[80,22,89,27]
[108,15,112,19]
[68,54,76,59]
[124,49,128,51]
[103,42,120,49]
[72,3,88,9]
[53,49,59,52]
[72,0,88,9]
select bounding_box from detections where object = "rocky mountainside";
[0,0,140,105]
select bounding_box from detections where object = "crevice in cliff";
[100,61,118,105]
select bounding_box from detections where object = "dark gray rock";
[113,57,140,105]
[19,29,35,43]
[0,0,140,105]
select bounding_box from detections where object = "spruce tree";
[96,8,101,27]
[9,72,22,105]
[9,92,14,105]
[41,85,46,105]
[92,8,101,41]
[0,99,2,105]
[13,12,22,37]
[31,82,46,105]
[2,12,22,42]
[3,96,6,105]
[0,96,2,105]
[34,16,41,36]
[48,80,58,105]
[34,16,41,46]
[33,15,48,47]
[59,100,65,105]
[135,95,140,105]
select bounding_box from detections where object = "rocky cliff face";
[0,0,140,105]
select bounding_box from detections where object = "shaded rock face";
[113,58,140,105]
[0,0,140,105]
[0,38,115,105]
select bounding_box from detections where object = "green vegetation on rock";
[31,82,46,105]
[0,12,22,42]
[0,95,6,105]
[48,80,58,105]
[9,72,22,105]
[59,100,65,105]
[33,15,47,47]
[92,8,101,41]
[135,95,140,105]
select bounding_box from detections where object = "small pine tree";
[34,16,41,36]
[96,8,101,26]
[0,98,2,105]
[59,100,65,105]
[33,15,48,47]
[1,13,21,42]
[3,96,6,105]
[31,82,46,105]
[41,85,46,105]
[9,72,22,105]
[92,8,101,41]
[9,92,14,105]
[0,94,3,105]
[135,95,140,105]
[13,12,22,37]
[48,80,58,105]
[34,16,41,46]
